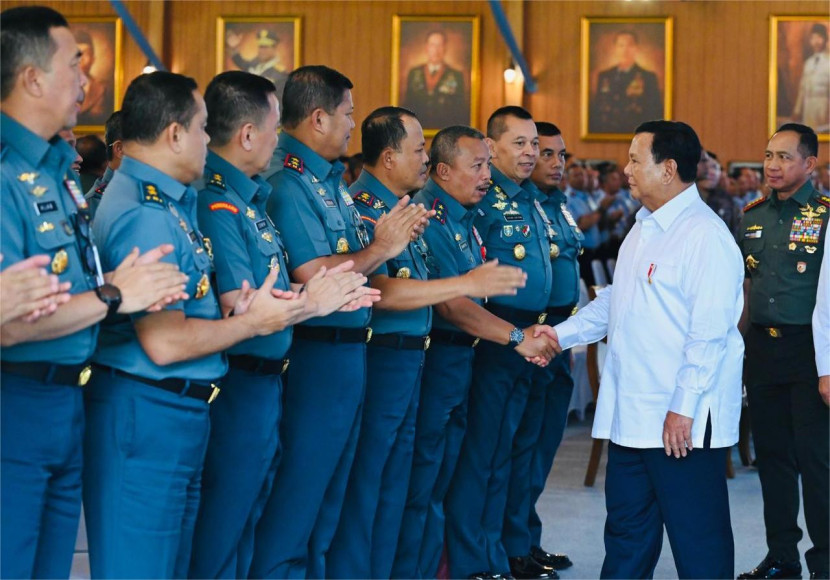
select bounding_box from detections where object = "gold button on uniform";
[513,244,526,260]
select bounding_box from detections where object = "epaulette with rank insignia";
[431,198,446,224]
[353,191,376,207]
[283,154,304,173]
[141,182,165,207]
[743,196,767,213]
[208,172,226,190]
[816,195,830,208]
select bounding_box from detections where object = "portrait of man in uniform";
[69,18,121,131]
[217,17,300,100]
[581,17,672,139]
[393,16,479,136]
[771,16,830,139]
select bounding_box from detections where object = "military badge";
[353,191,375,207]
[503,225,514,237]
[492,200,508,211]
[261,232,273,243]
[51,249,68,274]
[269,255,280,273]
[797,261,807,273]
[789,242,797,251]
[746,254,759,270]
[18,172,38,185]
[203,237,213,261]
[789,217,822,244]
[806,245,817,254]
[799,204,820,220]
[317,187,327,197]
[65,179,88,210]
[339,188,354,206]
[37,221,54,233]
[142,182,164,207]
[550,243,560,259]
[519,225,531,237]
[396,267,411,279]
[209,202,239,214]
[246,207,256,220]
[336,237,350,254]
[195,273,210,299]
[30,186,47,197]
[283,154,304,173]
[513,244,526,260]
[431,198,447,224]
[208,172,226,190]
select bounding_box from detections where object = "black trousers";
[745,326,829,574]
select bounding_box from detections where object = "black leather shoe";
[509,556,560,579]
[468,572,515,579]
[530,546,573,570]
[738,556,802,579]
[810,572,829,579]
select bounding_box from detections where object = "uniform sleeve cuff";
[553,320,579,351]
[669,387,700,419]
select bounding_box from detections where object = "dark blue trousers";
[601,426,734,579]
[503,340,574,556]
[0,372,84,579]
[446,339,537,577]
[328,345,424,579]
[392,342,475,579]
[248,339,366,579]
[83,371,211,579]
[189,367,283,579]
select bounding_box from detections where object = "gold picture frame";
[68,16,123,134]
[769,15,829,142]
[580,16,673,141]
[216,16,302,99]
[391,15,480,137]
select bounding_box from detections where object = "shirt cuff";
[817,355,830,377]
[669,386,700,419]
[553,319,580,351]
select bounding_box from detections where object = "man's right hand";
[372,196,431,260]
[514,324,560,366]
[464,260,527,298]
[242,268,307,335]
[108,246,189,314]
[0,254,71,324]
[819,375,829,407]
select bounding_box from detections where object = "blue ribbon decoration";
[109,0,165,72]
[487,0,537,93]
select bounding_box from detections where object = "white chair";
[591,259,608,286]
[606,258,616,281]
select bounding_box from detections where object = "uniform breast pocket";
[786,245,821,276]
[499,222,535,244]
[390,252,415,279]
[325,207,346,232]
[192,246,211,273]
[741,238,765,273]
[635,257,680,296]
[33,219,78,277]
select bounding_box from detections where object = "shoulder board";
[207,172,226,190]
[141,182,165,207]
[431,198,447,224]
[743,196,767,213]
[209,201,239,214]
[353,191,376,207]
[816,195,830,208]
[283,154,304,173]
[360,215,377,226]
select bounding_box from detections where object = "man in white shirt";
[815,232,830,406]
[548,121,744,579]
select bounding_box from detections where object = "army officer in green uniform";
[403,30,467,129]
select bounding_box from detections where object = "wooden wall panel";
[4,0,828,165]
[525,0,829,166]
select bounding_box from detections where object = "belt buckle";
[207,384,221,404]
[472,337,480,348]
[571,305,579,316]
[767,327,781,338]
[365,327,373,344]
[424,336,431,351]
[77,365,92,387]
[281,359,290,374]
[538,312,547,324]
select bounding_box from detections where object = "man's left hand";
[663,411,694,458]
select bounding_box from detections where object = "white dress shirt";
[555,184,745,448]
[813,232,830,377]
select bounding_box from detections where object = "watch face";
[98,283,121,302]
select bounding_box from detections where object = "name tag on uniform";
[34,200,58,214]
[744,230,762,239]
[256,219,268,231]
[324,199,336,208]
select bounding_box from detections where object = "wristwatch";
[95,283,122,317]
[508,326,525,347]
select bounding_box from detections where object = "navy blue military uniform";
[445,166,554,577]
[0,112,99,579]
[84,165,115,218]
[189,151,293,579]
[504,185,583,558]
[249,132,372,579]
[86,156,224,578]
[328,170,431,578]
[393,178,486,579]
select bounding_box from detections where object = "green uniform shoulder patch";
[743,196,767,213]
[141,182,165,207]
[283,154,304,173]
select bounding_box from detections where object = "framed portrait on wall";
[769,15,829,142]
[580,16,673,141]
[68,17,122,133]
[216,16,301,100]
[391,15,480,137]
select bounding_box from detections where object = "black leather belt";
[294,325,373,344]
[751,323,812,339]
[93,365,221,403]
[486,302,547,326]
[430,329,480,348]
[370,333,431,351]
[228,354,290,376]
[546,304,577,317]
[1,360,92,387]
